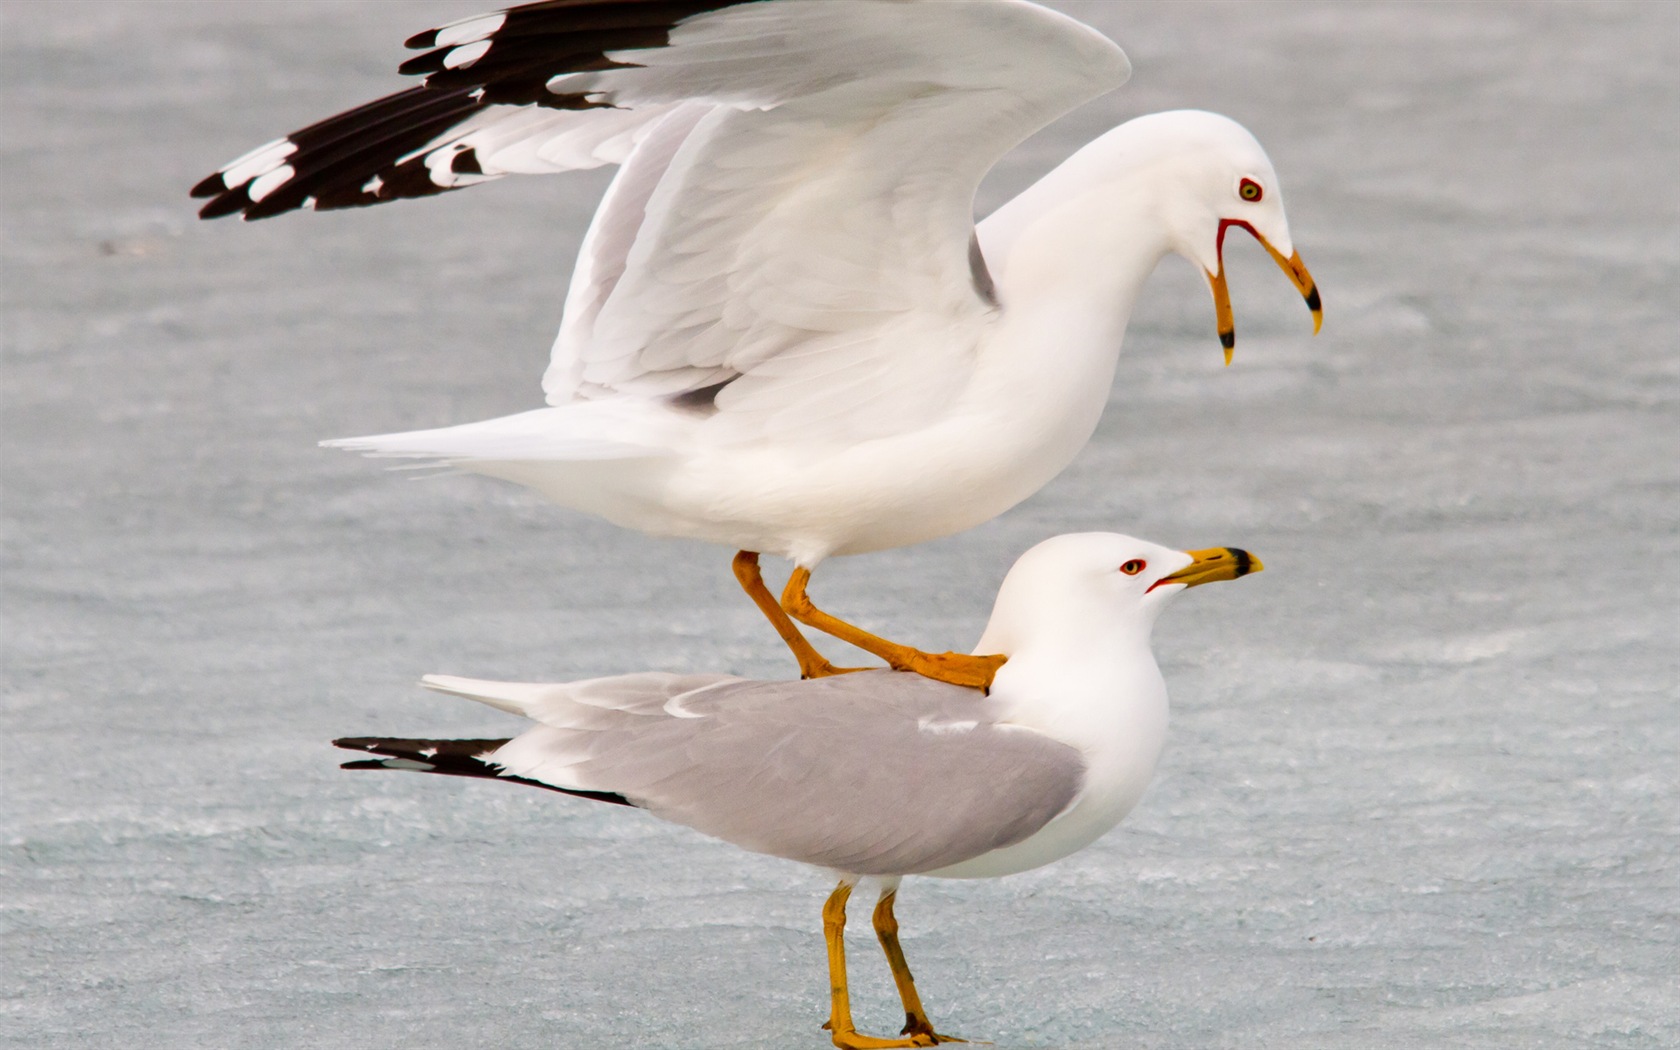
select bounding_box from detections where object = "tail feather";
[320,404,680,463]
[333,736,634,807]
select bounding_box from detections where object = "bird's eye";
[1120,560,1146,575]
[1238,178,1263,202]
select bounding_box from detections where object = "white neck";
[975,578,1167,753]
[979,154,1175,308]
[964,163,1178,467]
[986,638,1165,747]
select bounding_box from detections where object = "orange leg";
[781,568,1006,691]
[873,889,965,1044]
[732,552,866,679]
[821,882,946,1049]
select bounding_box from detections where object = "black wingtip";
[189,172,225,198]
[398,50,443,77]
[241,192,307,222]
[201,0,760,221]
[331,735,636,807]
[196,186,252,220]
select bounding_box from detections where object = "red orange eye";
[1120,559,1146,575]
[1238,178,1263,202]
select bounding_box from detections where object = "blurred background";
[3,2,1676,1046]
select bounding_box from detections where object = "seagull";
[195,1,1318,689]
[334,531,1262,1048]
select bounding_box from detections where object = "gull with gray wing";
[336,532,1262,1047]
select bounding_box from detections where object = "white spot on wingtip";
[425,147,457,183]
[418,747,438,758]
[434,12,505,48]
[543,73,603,97]
[444,40,491,70]
[221,136,286,168]
[247,164,294,202]
[220,137,296,188]
[302,195,317,210]
[362,174,384,196]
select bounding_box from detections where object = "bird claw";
[801,660,872,679]
[825,1027,960,1049]
[890,650,1007,691]
[902,1015,973,1045]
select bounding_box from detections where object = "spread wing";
[421,669,1087,876]
[194,0,1129,442]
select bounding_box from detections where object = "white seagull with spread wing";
[195,0,1319,689]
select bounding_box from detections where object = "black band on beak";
[1232,548,1254,577]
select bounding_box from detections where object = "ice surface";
[3,2,1676,1047]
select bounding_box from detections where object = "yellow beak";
[1153,547,1263,590]
[1205,224,1323,365]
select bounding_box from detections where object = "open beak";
[1149,547,1263,591]
[1205,220,1323,365]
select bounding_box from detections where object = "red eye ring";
[1120,559,1147,576]
[1238,177,1263,202]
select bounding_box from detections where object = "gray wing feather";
[489,670,1086,876]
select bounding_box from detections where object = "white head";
[995,110,1322,361]
[974,532,1261,660]
[1093,112,1289,258]
[1121,111,1321,359]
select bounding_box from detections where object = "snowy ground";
[3,2,1676,1047]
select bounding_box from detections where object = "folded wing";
[427,669,1087,876]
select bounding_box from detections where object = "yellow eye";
[1239,177,1263,202]
[1120,559,1147,575]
